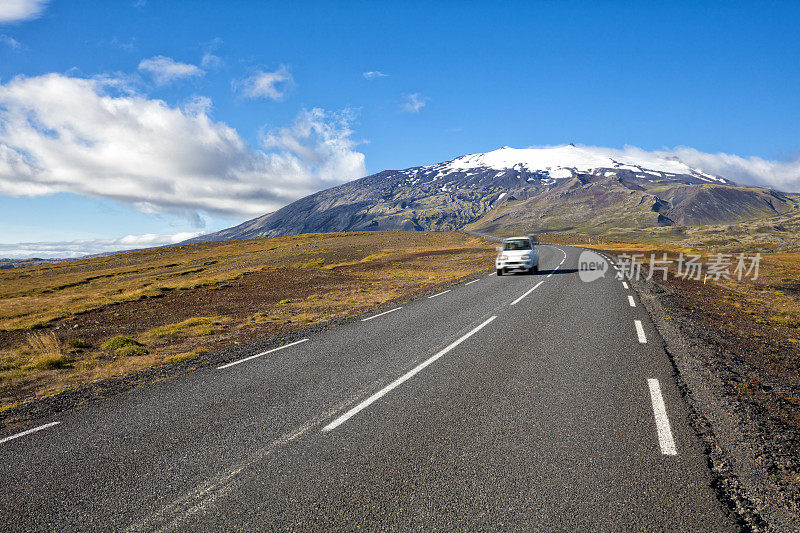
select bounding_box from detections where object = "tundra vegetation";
[0,231,494,411]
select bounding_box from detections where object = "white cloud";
[402,92,428,113]
[363,71,388,80]
[542,144,800,193]
[138,56,204,85]
[0,231,203,259]
[261,107,365,186]
[235,66,293,100]
[0,73,366,222]
[200,38,223,70]
[666,146,800,192]
[0,0,48,23]
[201,53,222,69]
[183,95,213,115]
[0,34,21,48]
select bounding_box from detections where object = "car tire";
[496,268,503,276]
[533,263,539,274]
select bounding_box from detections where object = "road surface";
[0,244,736,531]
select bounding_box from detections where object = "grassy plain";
[0,231,494,410]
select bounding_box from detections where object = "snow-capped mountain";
[188,145,791,243]
[434,145,730,183]
[395,145,731,191]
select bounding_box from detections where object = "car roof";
[504,236,530,241]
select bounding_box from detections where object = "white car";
[496,236,539,275]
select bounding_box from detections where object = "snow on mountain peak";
[439,144,728,183]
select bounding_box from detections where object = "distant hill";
[185,145,797,243]
[0,258,63,270]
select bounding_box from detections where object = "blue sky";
[1,0,799,257]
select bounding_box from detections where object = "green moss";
[115,345,148,357]
[101,336,142,350]
[66,338,91,349]
[163,350,204,364]
[145,316,226,340]
[24,353,71,370]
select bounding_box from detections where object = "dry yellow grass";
[163,350,205,364]
[0,333,71,384]
[0,231,496,411]
[145,316,231,340]
[0,231,491,331]
[24,333,70,370]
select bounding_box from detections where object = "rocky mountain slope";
[188,145,797,242]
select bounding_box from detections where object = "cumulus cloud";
[401,92,427,113]
[362,71,388,80]
[0,34,21,48]
[0,0,48,23]
[138,56,204,85]
[0,231,203,259]
[235,66,293,100]
[261,107,366,186]
[0,73,366,222]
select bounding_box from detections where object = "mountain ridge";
[186,145,796,244]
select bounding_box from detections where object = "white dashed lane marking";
[635,320,647,343]
[218,338,310,370]
[648,378,678,455]
[428,290,451,299]
[322,316,498,432]
[0,421,60,445]
[362,307,403,322]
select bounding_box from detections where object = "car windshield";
[502,239,531,251]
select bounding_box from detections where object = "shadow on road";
[501,268,579,276]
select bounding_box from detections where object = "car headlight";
[497,255,507,260]
[521,254,530,259]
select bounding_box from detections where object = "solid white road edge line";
[322,315,498,432]
[647,378,678,455]
[362,307,403,322]
[635,320,647,343]
[0,421,60,445]
[622,281,629,289]
[628,295,636,307]
[428,289,451,299]
[465,279,479,286]
[218,338,310,370]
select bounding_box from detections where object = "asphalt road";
[0,244,737,531]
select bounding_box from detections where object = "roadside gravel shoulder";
[634,275,799,532]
